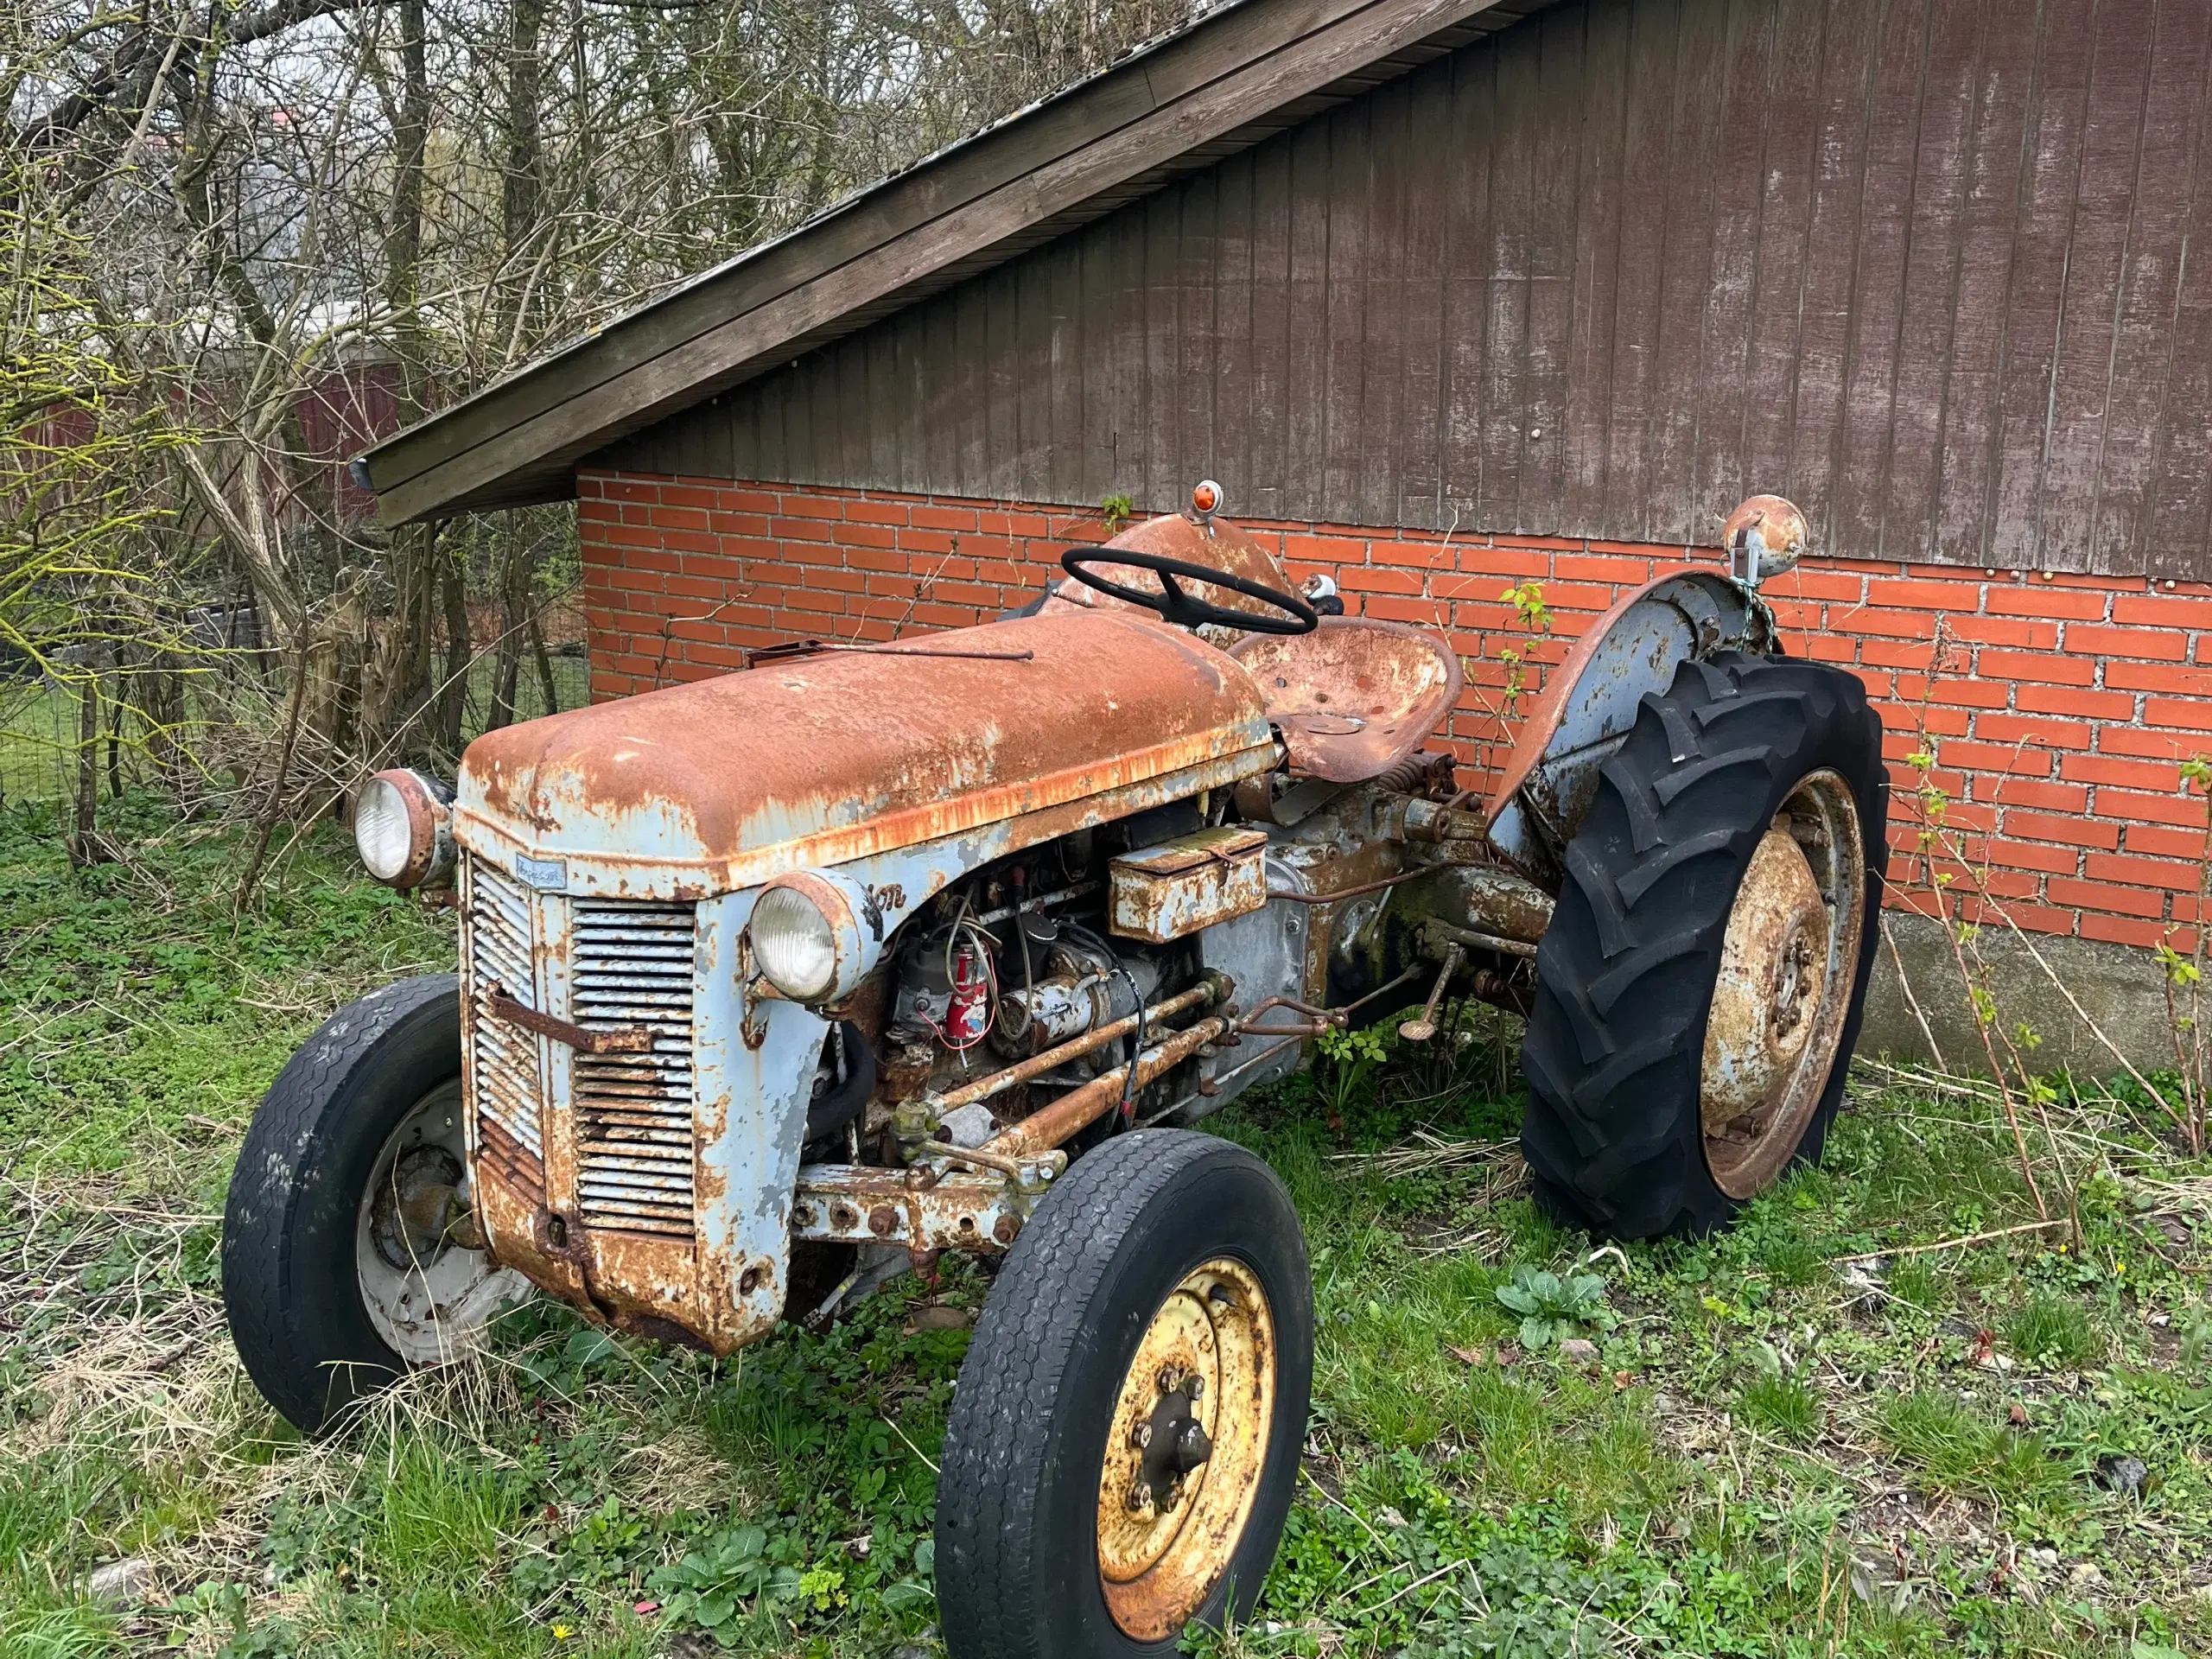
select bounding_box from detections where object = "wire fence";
[0,682,76,807]
[0,600,590,810]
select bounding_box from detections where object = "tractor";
[220,484,1882,1657]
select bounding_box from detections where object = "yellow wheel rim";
[1700,769,1867,1198]
[1096,1257,1276,1640]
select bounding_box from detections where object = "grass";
[4,795,2212,1656]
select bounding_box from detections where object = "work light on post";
[1720,493,1808,590]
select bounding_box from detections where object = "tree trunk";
[502,0,550,339]
[529,607,560,717]
[357,0,440,761]
[105,667,124,798]
[435,547,472,751]
[489,515,531,731]
[68,652,107,866]
[483,0,551,734]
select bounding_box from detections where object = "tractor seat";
[1228,617,1465,783]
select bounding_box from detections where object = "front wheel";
[1519,653,1885,1239]
[221,974,528,1432]
[934,1129,1313,1658]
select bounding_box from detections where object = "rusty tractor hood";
[453,609,1279,898]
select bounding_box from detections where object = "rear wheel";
[1519,653,1885,1238]
[934,1130,1313,1658]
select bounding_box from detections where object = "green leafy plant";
[1313,1022,1392,1129]
[1493,581,1554,719]
[1494,1265,1614,1350]
[1099,493,1135,531]
[650,1522,803,1646]
[2183,1312,2212,1368]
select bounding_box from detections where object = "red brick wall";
[579,469,2212,952]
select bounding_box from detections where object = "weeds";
[1492,1266,1612,1350]
[1877,1392,2075,1510]
[4,803,2212,1654]
[1891,620,2212,1217]
[2003,1289,2102,1370]
[1738,1372,1821,1444]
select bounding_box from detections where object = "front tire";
[221,974,525,1432]
[934,1130,1313,1658]
[1519,653,1885,1239]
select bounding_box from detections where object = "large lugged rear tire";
[1520,652,1885,1239]
[222,974,523,1432]
[934,1129,1313,1659]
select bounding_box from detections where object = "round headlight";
[353,769,454,890]
[355,776,416,882]
[751,882,841,1001]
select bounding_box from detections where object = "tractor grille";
[463,860,546,1192]
[569,899,698,1237]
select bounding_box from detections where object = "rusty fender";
[791,1167,1038,1251]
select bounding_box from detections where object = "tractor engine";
[855,827,1207,1158]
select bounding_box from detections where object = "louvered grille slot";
[571,901,697,1236]
[464,859,545,1189]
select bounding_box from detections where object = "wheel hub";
[1096,1259,1274,1641]
[354,1081,528,1364]
[369,1146,467,1270]
[1126,1370,1214,1514]
[1699,772,1866,1198]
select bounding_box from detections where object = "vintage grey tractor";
[221,483,1882,1657]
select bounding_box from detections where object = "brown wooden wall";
[603,0,2212,578]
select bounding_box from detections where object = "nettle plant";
[1494,1265,1615,1351]
[2152,755,2212,1159]
[1495,580,1553,713]
[1313,1021,1393,1129]
[1465,579,1554,785]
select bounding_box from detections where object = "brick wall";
[579,469,2212,953]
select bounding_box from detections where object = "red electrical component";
[944,937,993,1049]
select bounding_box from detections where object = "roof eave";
[362,0,1542,524]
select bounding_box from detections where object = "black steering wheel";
[1059,547,1319,636]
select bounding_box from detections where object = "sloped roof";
[359,0,1546,524]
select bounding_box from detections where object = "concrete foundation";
[1859,912,2181,1080]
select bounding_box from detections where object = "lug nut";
[1132,1423,1152,1450]
[1157,1365,1179,1394]
[1188,1376,1204,1400]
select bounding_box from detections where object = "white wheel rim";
[354,1079,530,1365]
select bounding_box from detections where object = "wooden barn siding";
[606,0,2212,579]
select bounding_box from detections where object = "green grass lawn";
[3,795,2210,1657]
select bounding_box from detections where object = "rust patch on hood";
[455,608,1274,892]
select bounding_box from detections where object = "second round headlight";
[751,882,842,1001]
